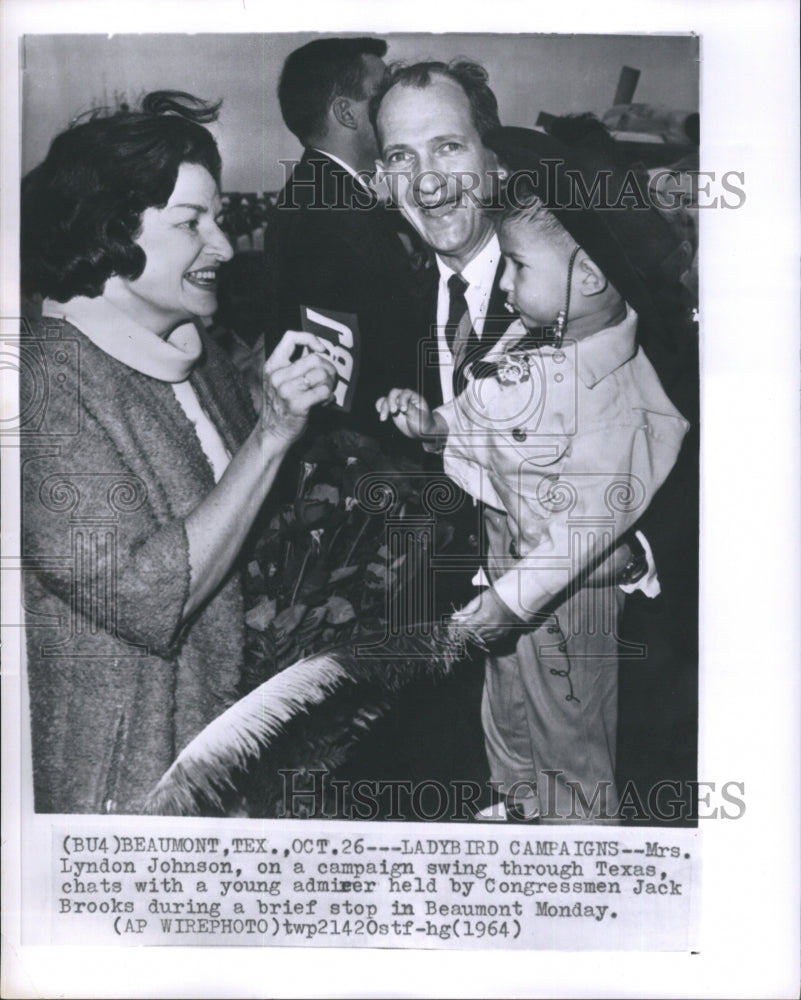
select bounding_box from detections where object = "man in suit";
[372,64,699,821]
[368,62,515,814]
[371,60,513,411]
[266,37,428,442]
[371,61,517,605]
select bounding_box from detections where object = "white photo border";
[2,1,799,997]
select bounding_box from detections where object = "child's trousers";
[481,506,622,823]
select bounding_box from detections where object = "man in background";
[265,37,428,441]
[263,42,477,811]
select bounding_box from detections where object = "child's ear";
[576,252,608,297]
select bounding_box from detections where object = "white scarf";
[42,295,231,481]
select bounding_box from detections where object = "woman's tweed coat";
[22,317,256,813]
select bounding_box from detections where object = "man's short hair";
[278,36,388,145]
[370,59,501,142]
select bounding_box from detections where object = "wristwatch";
[618,532,648,585]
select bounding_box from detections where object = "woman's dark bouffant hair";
[21,91,223,301]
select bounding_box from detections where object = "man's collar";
[436,234,501,289]
[42,295,203,383]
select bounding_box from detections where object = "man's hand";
[375,387,443,440]
[450,587,525,646]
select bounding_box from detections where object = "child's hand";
[376,388,437,439]
[450,588,525,646]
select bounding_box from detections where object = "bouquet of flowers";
[240,429,457,690]
[146,430,478,817]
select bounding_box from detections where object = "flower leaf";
[272,603,307,636]
[324,595,357,625]
[308,483,340,505]
[366,561,389,581]
[245,596,277,632]
[329,565,359,583]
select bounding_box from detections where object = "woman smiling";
[20,92,335,814]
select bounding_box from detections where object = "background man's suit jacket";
[264,151,430,442]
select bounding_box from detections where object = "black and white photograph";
[17,30,701,824]
[1,1,798,998]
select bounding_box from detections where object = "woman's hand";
[260,331,336,444]
[182,332,333,619]
[376,388,440,440]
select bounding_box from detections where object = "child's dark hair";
[491,178,578,256]
[21,90,223,301]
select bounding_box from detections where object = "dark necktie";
[445,273,470,354]
[446,273,484,395]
